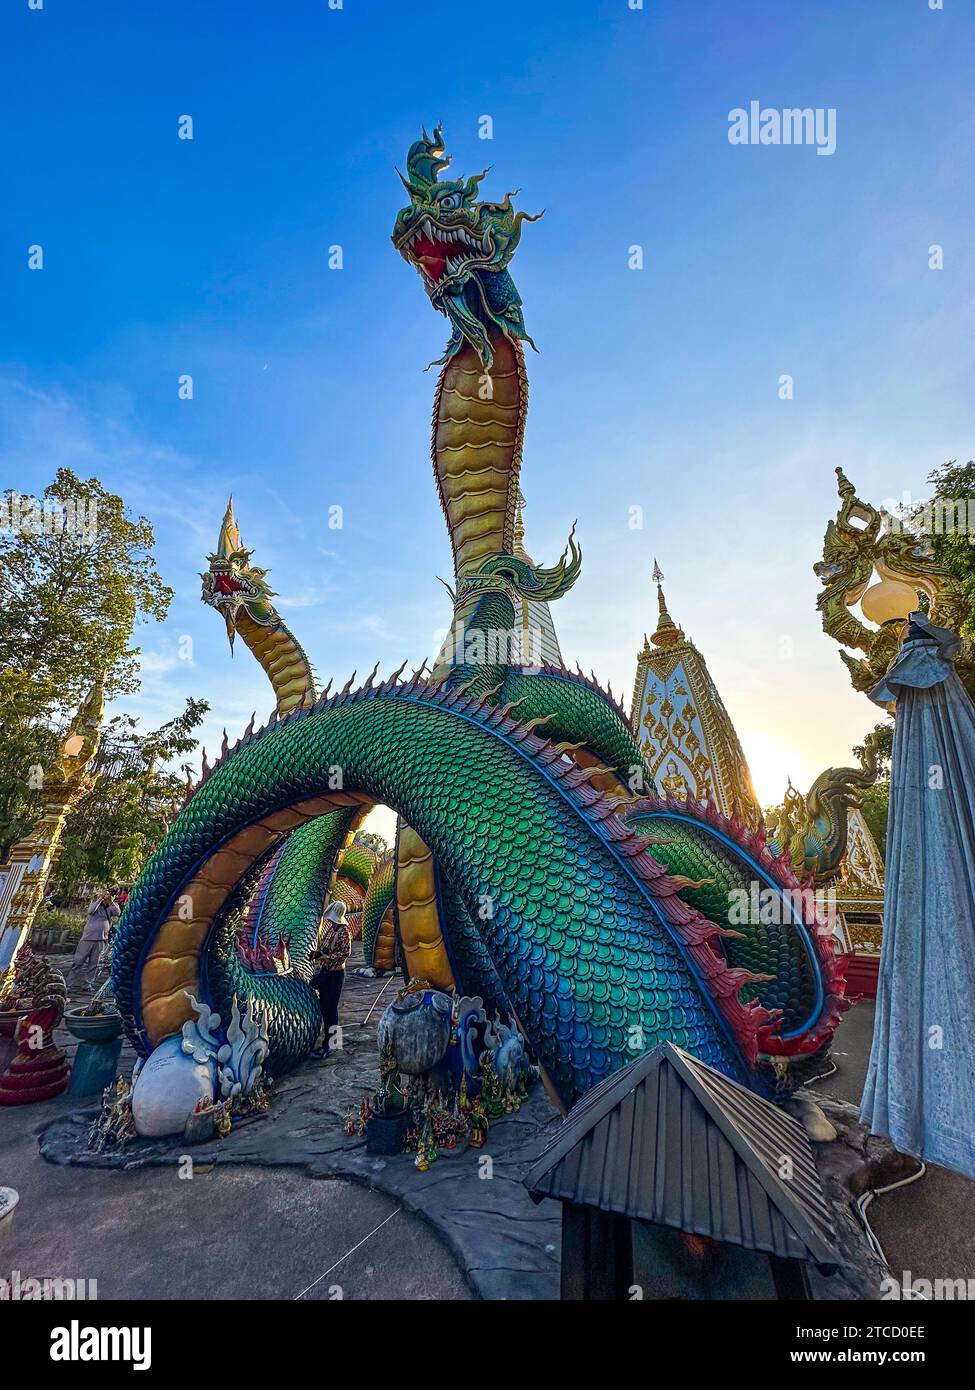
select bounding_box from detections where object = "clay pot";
[377,989,452,1075]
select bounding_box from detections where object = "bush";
[31,907,86,951]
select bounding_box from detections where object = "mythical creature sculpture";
[0,948,70,1104]
[200,504,379,959]
[112,130,850,1123]
[361,854,396,973]
[201,499,317,715]
[765,729,884,886]
[815,466,968,694]
[331,838,380,941]
[393,121,579,628]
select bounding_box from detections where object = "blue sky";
[2,0,973,835]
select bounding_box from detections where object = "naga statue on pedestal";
[0,948,70,1105]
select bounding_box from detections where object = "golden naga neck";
[394,824,455,992]
[432,332,527,580]
[233,608,316,715]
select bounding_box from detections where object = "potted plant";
[64,985,123,1043]
[364,1037,411,1155]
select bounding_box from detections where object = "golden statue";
[814,467,971,696]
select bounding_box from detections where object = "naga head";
[392,123,543,368]
[201,498,275,649]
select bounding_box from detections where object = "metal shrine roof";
[525,1042,841,1267]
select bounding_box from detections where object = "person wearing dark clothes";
[309,900,351,1057]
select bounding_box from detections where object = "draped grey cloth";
[860,614,975,1180]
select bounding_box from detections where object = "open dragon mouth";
[202,566,263,611]
[396,215,492,293]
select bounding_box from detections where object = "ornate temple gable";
[630,563,760,822]
[841,809,884,894]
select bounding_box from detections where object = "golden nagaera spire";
[649,559,684,650]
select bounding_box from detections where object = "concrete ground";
[0,953,471,1300]
[813,995,975,1284]
[1,1124,468,1300]
[2,953,973,1299]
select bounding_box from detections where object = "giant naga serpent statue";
[112,127,847,1112]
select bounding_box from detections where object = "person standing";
[67,889,120,993]
[309,900,351,1058]
[97,888,124,973]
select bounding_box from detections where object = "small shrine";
[526,1042,842,1301]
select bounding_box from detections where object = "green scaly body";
[113,672,844,1108]
[112,128,847,1113]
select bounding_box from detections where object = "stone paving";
[15,950,974,1300]
[37,951,566,1300]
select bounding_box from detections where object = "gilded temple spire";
[630,560,760,824]
[649,560,684,650]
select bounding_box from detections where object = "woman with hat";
[309,900,352,1058]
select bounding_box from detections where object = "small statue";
[374,1035,405,1115]
[87,1076,137,1153]
[214,1099,233,1139]
[0,948,70,1106]
[429,1085,467,1150]
[478,1051,505,1120]
[233,1078,272,1118]
[468,1094,488,1149]
[415,1112,438,1171]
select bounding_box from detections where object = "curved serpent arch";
[114,677,774,1110]
[361,855,396,972]
[114,127,851,1127]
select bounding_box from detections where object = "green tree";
[53,698,208,902]
[355,829,390,858]
[919,460,975,643]
[898,460,975,645]
[0,670,61,861]
[854,721,893,859]
[0,468,178,859]
[0,468,173,711]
